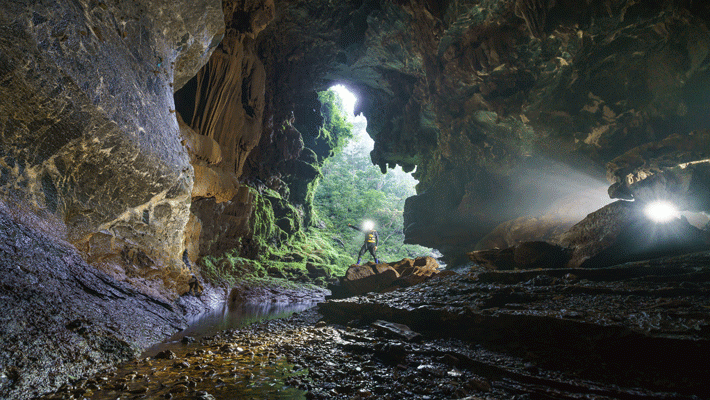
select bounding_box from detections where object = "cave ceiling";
[214,0,710,262]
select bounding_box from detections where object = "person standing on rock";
[348,221,380,265]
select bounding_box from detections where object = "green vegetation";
[311,87,434,266]
[314,88,354,161]
[200,250,267,286]
[313,130,434,266]
[199,87,434,287]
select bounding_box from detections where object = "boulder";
[607,131,710,212]
[338,256,442,296]
[389,256,441,287]
[469,241,570,270]
[469,247,516,271]
[342,264,400,296]
[561,201,710,268]
[471,201,710,271]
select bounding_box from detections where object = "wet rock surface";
[320,253,710,398]
[0,200,329,400]
[227,281,329,305]
[40,296,706,400]
[0,202,185,400]
[37,323,308,400]
[35,251,710,399]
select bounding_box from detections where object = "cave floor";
[37,251,710,400]
[37,307,702,400]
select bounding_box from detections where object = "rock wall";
[174,0,352,263]
[228,0,710,264]
[3,0,710,286]
[0,0,224,297]
[0,201,186,399]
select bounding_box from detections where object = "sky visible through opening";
[330,84,418,187]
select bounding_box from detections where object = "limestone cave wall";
[228,0,710,264]
[2,0,710,297]
[0,0,224,298]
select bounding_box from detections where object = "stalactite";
[515,0,553,38]
[187,41,265,178]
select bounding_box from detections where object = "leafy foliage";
[199,87,435,287]
[312,92,435,265]
[313,89,354,165]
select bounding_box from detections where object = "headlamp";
[644,201,679,223]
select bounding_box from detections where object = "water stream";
[143,301,317,357]
[81,301,318,400]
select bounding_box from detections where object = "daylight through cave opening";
[314,85,438,265]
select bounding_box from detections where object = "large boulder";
[338,256,442,296]
[561,200,710,268]
[469,241,571,270]
[388,256,441,287]
[607,130,710,212]
[341,263,400,296]
[469,201,710,270]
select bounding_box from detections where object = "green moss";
[200,250,267,286]
[251,189,276,240]
[196,88,368,288]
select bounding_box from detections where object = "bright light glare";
[331,84,357,117]
[362,220,375,231]
[644,201,679,223]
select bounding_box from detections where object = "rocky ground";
[37,251,710,400]
[0,199,329,400]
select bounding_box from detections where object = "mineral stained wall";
[0,0,224,296]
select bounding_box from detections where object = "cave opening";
[314,84,439,265]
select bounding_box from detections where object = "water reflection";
[145,301,318,357]
[56,302,318,400]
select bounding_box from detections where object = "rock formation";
[0,202,185,400]
[3,0,710,397]
[319,252,710,398]
[334,256,442,296]
[0,0,224,297]
[232,0,710,264]
[5,0,708,289]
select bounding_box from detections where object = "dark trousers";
[358,243,377,261]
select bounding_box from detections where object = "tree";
[312,90,436,265]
